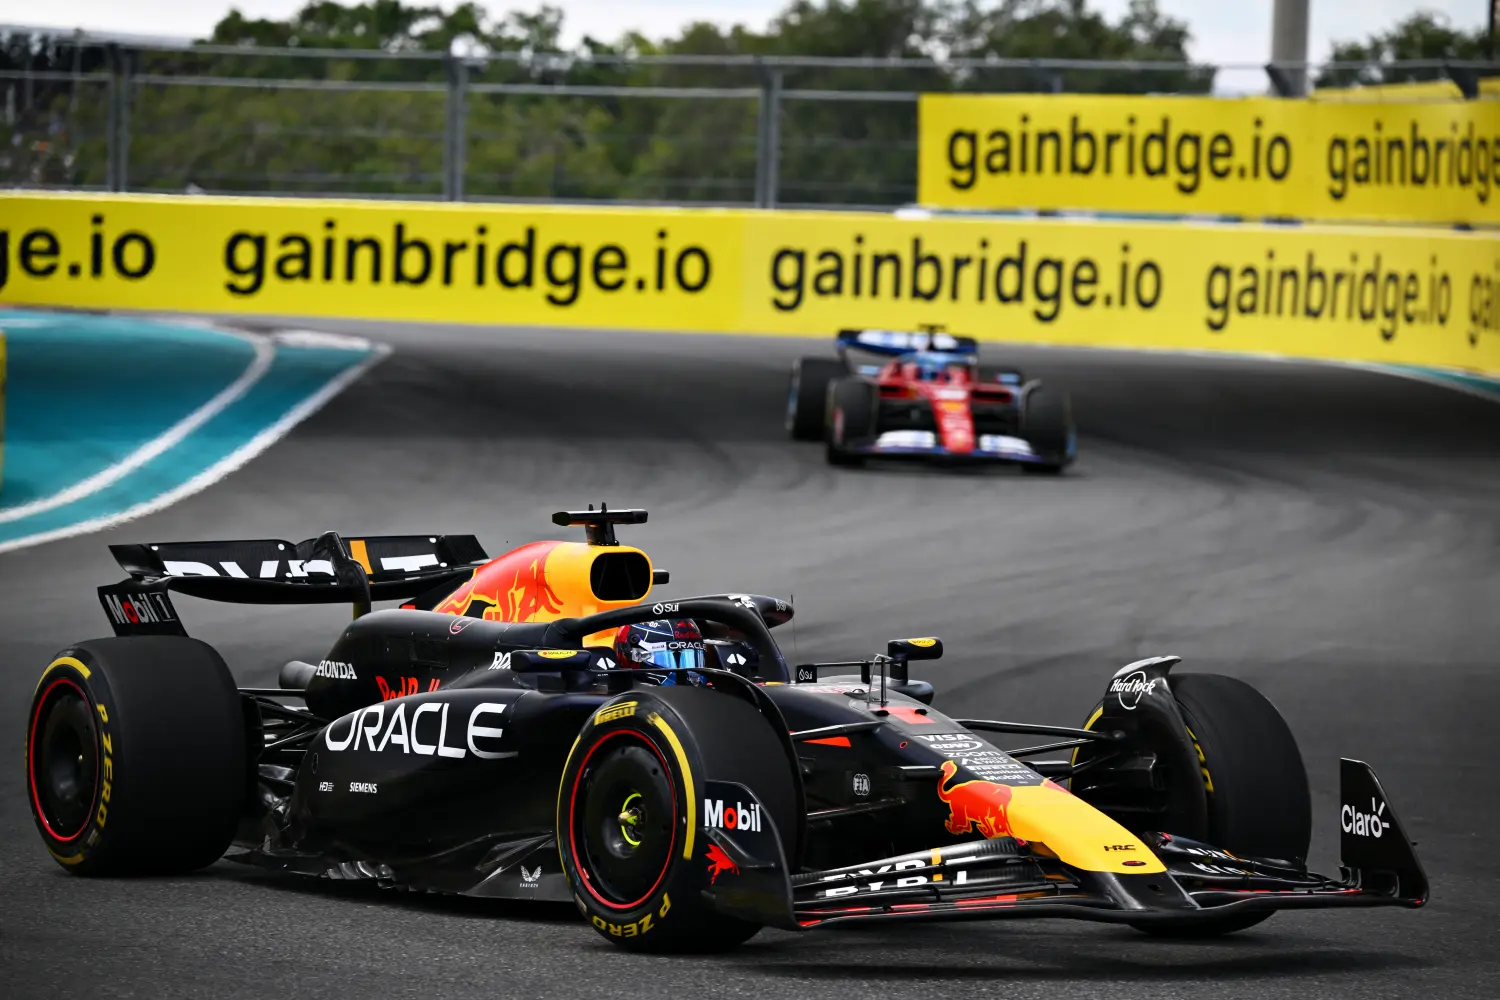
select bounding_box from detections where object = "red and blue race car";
[786,329,1075,471]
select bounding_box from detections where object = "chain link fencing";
[3,39,1495,209]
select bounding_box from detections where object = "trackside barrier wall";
[1,192,1497,375]
[0,326,7,490]
[917,93,1500,226]
[1311,78,1500,102]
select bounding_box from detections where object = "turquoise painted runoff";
[0,311,380,550]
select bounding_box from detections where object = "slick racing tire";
[1076,673,1312,938]
[26,637,247,876]
[558,686,800,952]
[1020,385,1074,474]
[825,376,877,467]
[787,357,845,441]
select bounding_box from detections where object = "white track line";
[0,331,275,524]
[0,339,391,556]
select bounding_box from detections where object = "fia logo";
[852,773,871,797]
[520,865,542,886]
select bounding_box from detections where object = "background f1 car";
[786,328,1076,470]
[26,506,1424,952]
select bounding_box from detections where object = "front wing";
[704,759,1427,932]
[851,430,1053,464]
[781,832,1420,930]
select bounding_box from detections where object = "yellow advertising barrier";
[0,193,744,331]
[918,93,1500,226]
[1312,78,1500,101]
[2,192,1497,374]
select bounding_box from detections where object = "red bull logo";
[937,760,1013,839]
[376,676,440,701]
[705,843,739,884]
[433,542,565,622]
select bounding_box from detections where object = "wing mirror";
[499,649,593,673]
[888,637,943,662]
[789,637,941,706]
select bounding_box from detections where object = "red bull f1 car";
[27,507,1424,952]
[787,329,1076,471]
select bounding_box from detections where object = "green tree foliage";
[1317,11,1493,88]
[0,35,110,186]
[5,1,1217,202]
[207,1,556,55]
[946,1,1212,93]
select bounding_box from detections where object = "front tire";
[26,637,247,875]
[1020,385,1074,473]
[825,377,877,467]
[1168,673,1311,865]
[1085,672,1311,938]
[787,358,845,441]
[557,686,799,952]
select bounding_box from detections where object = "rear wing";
[98,531,488,636]
[836,328,979,358]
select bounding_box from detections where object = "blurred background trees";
[1315,10,1493,88]
[0,2,1490,203]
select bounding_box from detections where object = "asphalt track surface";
[2,322,1498,1000]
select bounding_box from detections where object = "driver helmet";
[612,619,706,686]
[905,353,952,382]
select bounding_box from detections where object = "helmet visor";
[633,645,705,672]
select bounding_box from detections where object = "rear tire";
[1132,673,1311,938]
[825,377,877,467]
[1020,385,1074,473]
[787,358,845,441]
[26,637,247,876]
[558,686,800,952]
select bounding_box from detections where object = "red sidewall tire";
[25,638,247,876]
[556,690,766,952]
[564,727,680,914]
[27,658,115,868]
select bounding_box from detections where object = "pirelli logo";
[595,701,638,726]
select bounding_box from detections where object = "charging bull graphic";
[705,843,739,884]
[937,760,1014,839]
[434,542,565,622]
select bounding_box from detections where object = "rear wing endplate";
[98,531,488,636]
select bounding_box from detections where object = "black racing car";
[26,508,1426,952]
